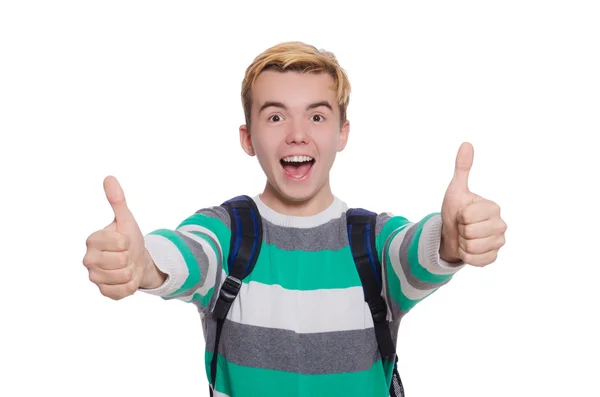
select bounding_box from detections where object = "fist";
[455,199,507,267]
[82,176,147,300]
[440,142,507,266]
[83,229,139,299]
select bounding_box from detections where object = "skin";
[239,70,506,265]
[239,70,349,216]
[439,142,507,265]
[83,70,507,300]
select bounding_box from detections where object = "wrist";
[139,249,167,289]
[439,232,461,263]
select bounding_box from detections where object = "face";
[239,70,350,206]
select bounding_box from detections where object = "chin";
[277,186,319,203]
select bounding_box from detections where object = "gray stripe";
[207,202,347,251]
[163,231,222,304]
[399,222,451,291]
[382,232,410,324]
[376,212,393,235]
[261,217,348,252]
[388,297,406,340]
[195,207,228,311]
[196,206,231,229]
[205,319,381,374]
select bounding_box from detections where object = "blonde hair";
[241,41,351,129]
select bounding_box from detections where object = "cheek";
[317,134,340,156]
[251,138,278,167]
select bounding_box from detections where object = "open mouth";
[280,155,315,180]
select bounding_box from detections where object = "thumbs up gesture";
[83,176,158,299]
[439,143,507,266]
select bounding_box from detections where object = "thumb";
[103,176,135,225]
[451,142,474,192]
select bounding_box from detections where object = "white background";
[1,1,599,396]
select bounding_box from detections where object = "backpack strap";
[213,195,263,319]
[209,195,263,396]
[346,208,405,397]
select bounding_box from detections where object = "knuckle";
[491,251,498,261]
[118,267,133,283]
[99,284,124,300]
[88,272,97,285]
[85,232,98,248]
[463,224,475,239]
[88,230,107,247]
[124,267,134,282]
[124,281,137,296]
[88,269,100,282]
[110,293,123,301]
[460,251,472,264]
[461,212,471,225]
[498,235,506,248]
[82,253,93,269]
[464,240,476,253]
[98,284,110,297]
[115,251,129,268]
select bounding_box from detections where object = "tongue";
[283,162,312,178]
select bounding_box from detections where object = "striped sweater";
[140,195,464,397]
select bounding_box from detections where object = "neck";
[259,180,334,216]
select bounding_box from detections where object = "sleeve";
[375,211,465,320]
[137,205,231,315]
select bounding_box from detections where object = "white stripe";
[182,268,227,306]
[177,224,222,258]
[141,234,189,296]
[381,224,406,320]
[419,215,465,274]
[174,230,219,300]
[212,389,230,397]
[226,281,374,333]
[388,226,437,301]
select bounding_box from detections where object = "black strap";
[209,195,263,395]
[390,356,405,397]
[346,208,404,397]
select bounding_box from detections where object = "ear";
[337,119,350,152]
[239,124,255,156]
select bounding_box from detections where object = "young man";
[83,41,507,397]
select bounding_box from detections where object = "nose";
[284,119,310,145]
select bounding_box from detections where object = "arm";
[138,206,231,313]
[375,212,465,318]
[138,251,167,290]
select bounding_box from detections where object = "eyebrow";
[258,100,333,114]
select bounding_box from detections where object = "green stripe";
[377,215,411,260]
[148,229,200,297]
[385,248,438,312]
[245,244,361,290]
[190,230,220,257]
[178,213,231,265]
[187,287,214,308]
[190,230,228,277]
[205,352,391,397]
[408,213,453,284]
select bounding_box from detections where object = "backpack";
[208,195,405,397]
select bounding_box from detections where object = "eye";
[268,114,283,123]
[312,114,325,122]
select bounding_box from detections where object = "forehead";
[252,70,337,106]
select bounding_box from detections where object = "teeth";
[282,155,313,163]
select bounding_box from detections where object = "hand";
[82,176,154,300]
[439,142,507,266]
